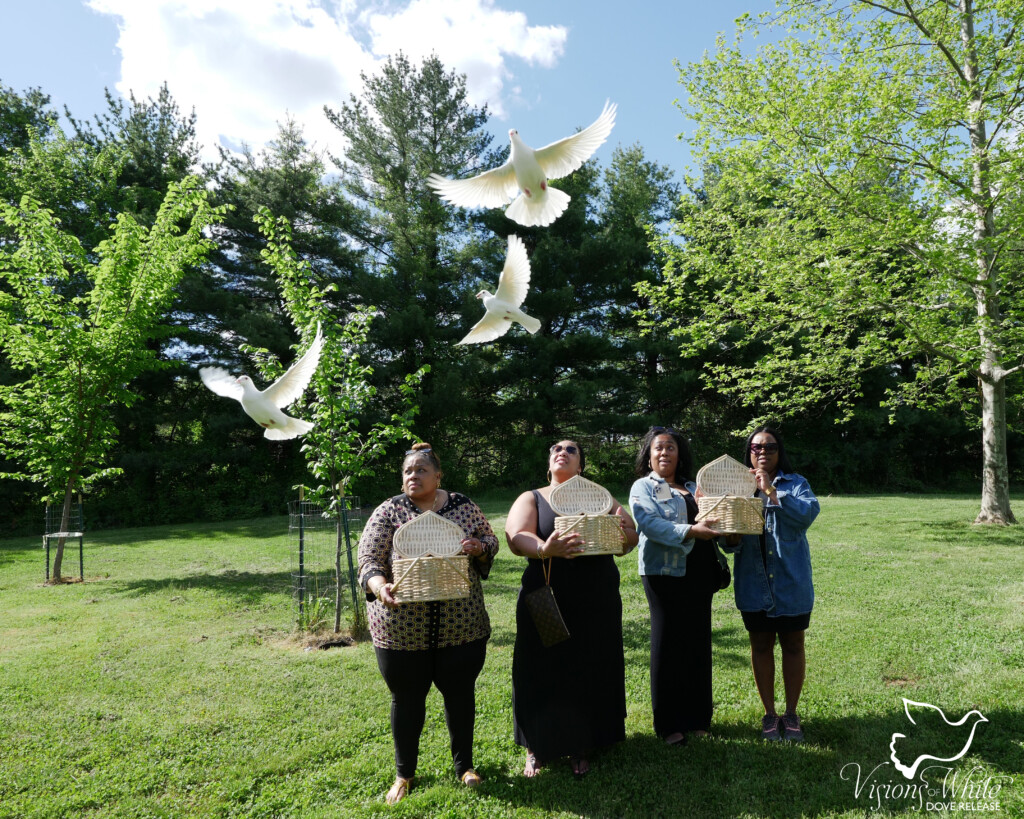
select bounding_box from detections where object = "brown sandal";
[385,776,412,805]
[461,769,483,787]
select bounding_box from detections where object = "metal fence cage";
[286,497,364,630]
[43,496,85,582]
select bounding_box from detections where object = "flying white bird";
[427,100,617,228]
[199,324,324,440]
[457,234,540,345]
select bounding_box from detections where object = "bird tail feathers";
[518,312,541,334]
[505,186,570,227]
[264,418,314,440]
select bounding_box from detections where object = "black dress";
[512,490,627,761]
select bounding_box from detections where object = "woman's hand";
[750,467,778,500]
[689,520,721,541]
[370,579,399,609]
[617,513,638,554]
[540,530,584,559]
[461,537,485,557]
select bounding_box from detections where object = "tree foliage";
[0,177,223,576]
[647,0,1023,523]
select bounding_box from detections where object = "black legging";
[374,637,487,778]
[642,548,717,736]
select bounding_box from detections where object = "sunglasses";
[405,447,432,455]
[550,444,579,455]
[749,443,779,454]
[651,426,678,435]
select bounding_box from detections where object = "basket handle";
[695,496,727,521]
[558,512,590,535]
[389,555,423,596]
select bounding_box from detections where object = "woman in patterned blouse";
[358,442,499,806]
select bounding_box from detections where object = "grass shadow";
[108,569,298,606]
[481,707,1024,818]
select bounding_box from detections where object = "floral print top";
[357,492,498,650]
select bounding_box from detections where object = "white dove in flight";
[199,323,324,440]
[457,234,540,345]
[427,100,617,228]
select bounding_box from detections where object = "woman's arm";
[460,499,500,578]
[505,490,583,559]
[611,502,639,554]
[770,476,820,529]
[358,501,400,608]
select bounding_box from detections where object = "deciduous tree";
[652,0,1023,523]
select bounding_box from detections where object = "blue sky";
[3,0,771,180]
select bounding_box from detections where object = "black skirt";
[512,492,626,760]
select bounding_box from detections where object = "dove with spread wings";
[200,323,323,440]
[427,100,616,228]
[457,234,540,345]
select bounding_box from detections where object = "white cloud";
[85,0,567,163]
[365,0,567,116]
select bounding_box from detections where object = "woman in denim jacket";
[628,427,722,746]
[727,426,819,743]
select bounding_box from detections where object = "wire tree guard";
[43,494,84,581]
[549,475,624,556]
[694,455,764,535]
[288,496,364,632]
[390,511,471,602]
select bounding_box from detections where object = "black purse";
[524,558,571,647]
[712,540,731,592]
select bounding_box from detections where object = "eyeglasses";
[405,447,432,455]
[749,443,779,454]
[550,444,579,455]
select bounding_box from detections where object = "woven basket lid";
[548,475,614,516]
[393,511,465,557]
[696,454,757,497]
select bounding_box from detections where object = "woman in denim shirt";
[727,426,819,743]
[628,427,722,746]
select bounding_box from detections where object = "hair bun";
[411,442,432,451]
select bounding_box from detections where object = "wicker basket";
[391,554,471,603]
[694,455,764,535]
[553,513,625,556]
[549,475,623,556]
[390,511,470,602]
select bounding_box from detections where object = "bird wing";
[426,163,518,209]
[263,323,324,409]
[493,234,531,308]
[456,311,512,345]
[199,367,243,401]
[533,100,617,180]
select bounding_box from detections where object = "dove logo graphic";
[889,698,988,780]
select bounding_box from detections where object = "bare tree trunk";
[50,475,77,582]
[961,0,1015,525]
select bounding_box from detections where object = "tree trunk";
[976,374,1015,524]
[50,475,77,582]
[961,0,1015,525]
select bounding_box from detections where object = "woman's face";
[402,455,439,502]
[749,432,780,476]
[549,440,581,479]
[650,434,679,480]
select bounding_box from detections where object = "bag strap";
[542,557,552,585]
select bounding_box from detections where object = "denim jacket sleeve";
[768,472,820,530]
[629,476,692,548]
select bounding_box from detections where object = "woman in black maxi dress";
[505,439,638,777]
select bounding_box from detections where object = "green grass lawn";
[1,494,1022,818]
